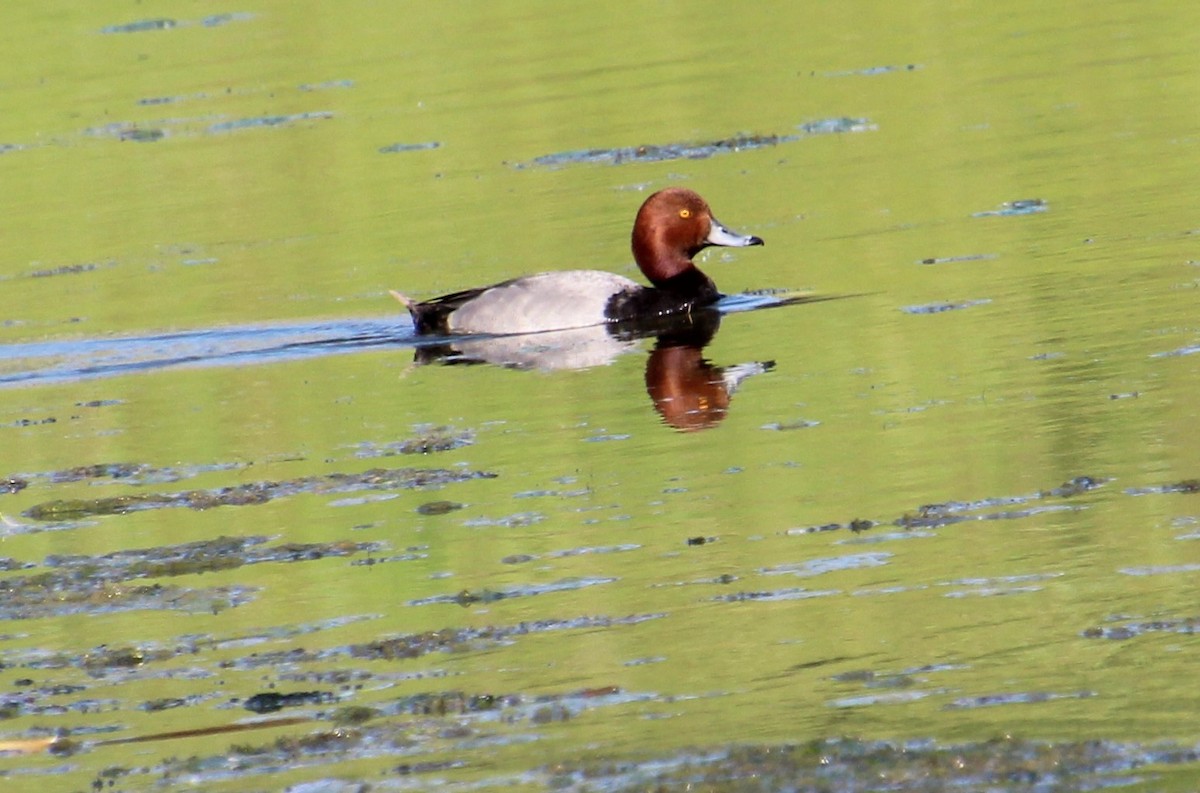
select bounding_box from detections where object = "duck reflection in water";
[642,315,772,432]
[408,310,769,431]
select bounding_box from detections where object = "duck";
[390,187,764,336]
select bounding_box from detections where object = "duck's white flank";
[445,270,640,335]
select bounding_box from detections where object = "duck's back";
[442,270,640,335]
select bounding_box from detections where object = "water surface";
[2,1,1200,790]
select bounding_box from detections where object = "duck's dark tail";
[390,290,428,332]
[391,286,492,335]
[390,289,451,335]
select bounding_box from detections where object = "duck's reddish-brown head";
[631,188,764,286]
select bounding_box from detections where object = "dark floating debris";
[23,466,496,521]
[900,299,991,315]
[141,696,202,712]
[243,691,336,714]
[2,477,28,494]
[713,587,839,603]
[100,19,177,33]
[176,687,624,780]
[1126,478,1200,496]
[897,479,1104,529]
[123,700,1200,790]
[119,128,165,142]
[0,578,255,621]
[82,646,148,671]
[84,122,169,142]
[379,141,440,154]
[521,119,873,168]
[416,500,463,515]
[330,705,379,726]
[350,550,428,567]
[5,416,56,428]
[786,476,1108,537]
[895,505,1064,531]
[4,459,237,491]
[918,253,997,265]
[973,198,1048,217]
[787,523,843,535]
[42,535,382,577]
[547,736,1200,792]
[1083,615,1200,640]
[830,669,922,688]
[0,536,382,620]
[51,462,154,483]
[408,577,617,608]
[346,615,663,663]
[30,262,104,278]
[1044,475,1107,497]
[501,553,537,564]
[354,427,474,457]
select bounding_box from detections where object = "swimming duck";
[390,187,764,335]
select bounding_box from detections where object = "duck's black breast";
[604,269,721,323]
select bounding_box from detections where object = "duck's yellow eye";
[679,209,691,219]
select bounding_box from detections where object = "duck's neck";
[655,266,718,300]
[632,227,718,295]
[633,230,701,284]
